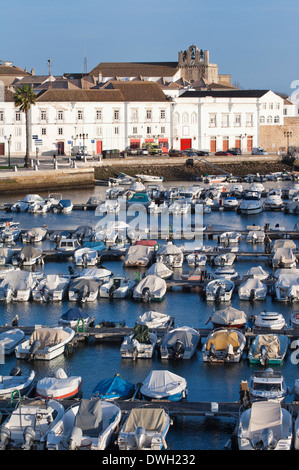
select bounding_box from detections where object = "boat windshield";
[253,383,282,391]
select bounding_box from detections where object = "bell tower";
[178,45,219,84]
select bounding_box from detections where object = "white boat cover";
[74,247,97,258]
[124,245,153,266]
[140,370,187,398]
[248,401,283,433]
[272,247,296,265]
[157,242,183,255]
[0,328,25,351]
[272,240,297,251]
[80,268,112,279]
[36,368,81,398]
[246,266,269,279]
[123,408,166,433]
[276,271,299,288]
[161,326,200,351]
[43,274,67,289]
[19,246,42,261]
[253,335,280,359]
[1,271,34,290]
[134,275,166,297]
[0,247,14,260]
[146,262,173,278]
[30,328,70,349]
[211,307,247,325]
[136,311,171,328]
[239,278,267,296]
[26,227,47,237]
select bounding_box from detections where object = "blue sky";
[3,0,298,94]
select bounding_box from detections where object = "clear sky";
[3,0,298,95]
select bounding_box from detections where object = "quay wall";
[0,167,95,193]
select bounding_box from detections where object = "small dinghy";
[15,246,43,266]
[0,328,25,354]
[248,334,289,365]
[36,368,82,400]
[237,401,293,450]
[32,274,69,302]
[74,247,99,267]
[99,276,135,299]
[68,278,100,303]
[59,307,94,328]
[46,399,121,450]
[21,227,47,244]
[118,408,171,450]
[254,311,286,330]
[214,252,236,267]
[0,367,35,399]
[140,370,187,401]
[159,326,200,360]
[15,326,75,361]
[156,242,184,268]
[205,278,234,302]
[120,324,157,359]
[202,328,246,363]
[0,398,65,450]
[248,368,288,402]
[91,374,135,400]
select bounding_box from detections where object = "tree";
[13,84,36,167]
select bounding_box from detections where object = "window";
[132,127,138,134]
[209,114,217,127]
[0,111,4,122]
[183,112,189,124]
[283,109,287,115]
[267,116,273,124]
[276,103,280,109]
[41,128,47,135]
[274,115,280,123]
[114,110,120,121]
[260,116,265,124]
[262,103,266,109]
[246,113,253,127]
[40,111,47,121]
[222,114,229,127]
[15,127,21,136]
[191,112,197,124]
[269,103,274,109]
[161,126,165,134]
[146,110,152,121]
[234,114,241,127]
[160,109,166,120]
[96,110,102,121]
[15,142,21,151]
[114,126,119,135]
[131,109,138,122]
[77,110,83,120]
[146,126,151,134]
[57,111,64,121]
[174,112,180,123]
[58,127,63,135]
[15,112,21,121]
[96,127,102,136]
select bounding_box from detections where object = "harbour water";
[1,178,299,450]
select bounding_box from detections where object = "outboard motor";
[22,427,36,450]
[172,339,184,359]
[109,285,117,300]
[28,340,41,360]
[260,344,269,366]
[209,342,217,359]
[134,426,146,449]
[142,287,150,302]
[10,366,21,377]
[256,428,277,450]
[225,343,234,361]
[214,286,222,303]
[0,427,10,450]
[249,289,255,302]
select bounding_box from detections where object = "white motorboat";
[135,174,164,183]
[97,200,120,214]
[249,183,265,192]
[68,278,100,302]
[135,311,174,329]
[272,247,297,269]
[186,252,207,267]
[0,328,25,354]
[159,326,200,360]
[246,230,265,244]
[15,246,43,266]
[156,242,184,268]
[146,262,173,279]
[21,227,47,243]
[245,266,269,280]
[214,252,236,267]
[27,199,53,214]
[133,275,167,302]
[11,194,44,213]
[239,191,263,215]
[0,271,37,302]
[248,334,289,365]
[237,401,293,450]
[222,197,239,210]
[59,307,94,328]
[168,199,191,215]
[264,190,283,210]
[57,238,81,252]
[124,244,154,267]
[275,269,299,301]
[32,274,69,302]
[0,398,65,450]
[52,199,73,213]
[46,399,121,450]
[140,370,187,401]
[120,325,157,359]
[15,326,75,361]
[219,231,241,244]
[202,328,246,363]
[254,311,286,330]
[248,369,288,402]
[238,278,267,301]
[118,408,170,450]
[208,306,247,329]
[0,367,35,399]
[36,368,82,400]
[0,247,14,265]
[74,247,99,266]
[99,276,135,299]
[0,225,21,243]
[213,267,239,281]
[205,278,234,302]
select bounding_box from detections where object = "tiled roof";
[108,81,167,101]
[0,64,30,76]
[36,89,123,102]
[179,89,271,98]
[89,62,179,78]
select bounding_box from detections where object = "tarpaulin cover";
[123,408,166,433]
[206,330,240,351]
[92,374,134,399]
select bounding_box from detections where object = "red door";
[130,139,140,149]
[235,139,241,149]
[158,138,168,153]
[96,140,102,154]
[210,137,216,153]
[57,141,64,155]
[0,143,4,156]
[247,136,253,152]
[223,138,229,151]
[180,138,192,150]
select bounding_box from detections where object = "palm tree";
[13,84,36,167]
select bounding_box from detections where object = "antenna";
[48,58,52,89]
[83,56,87,89]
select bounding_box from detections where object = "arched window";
[174,112,180,123]
[191,112,197,124]
[274,115,280,123]
[182,112,189,124]
[260,116,265,124]
[267,116,273,124]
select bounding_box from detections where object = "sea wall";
[0,167,95,193]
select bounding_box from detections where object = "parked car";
[142,143,162,155]
[252,147,268,155]
[184,149,209,156]
[168,149,186,157]
[184,151,198,157]
[121,147,148,156]
[227,148,241,155]
[214,151,233,156]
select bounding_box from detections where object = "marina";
[2,173,299,450]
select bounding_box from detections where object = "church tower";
[178,45,219,84]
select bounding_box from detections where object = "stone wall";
[259,117,299,153]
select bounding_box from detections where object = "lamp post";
[6,135,12,167]
[79,133,88,155]
[284,131,292,155]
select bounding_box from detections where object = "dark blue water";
[1,181,299,450]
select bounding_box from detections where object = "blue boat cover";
[61,308,89,320]
[92,374,135,399]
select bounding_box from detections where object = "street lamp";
[79,133,88,155]
[5,135,12,167]
[284,131,292,155]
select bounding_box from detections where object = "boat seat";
[74,399,102,436]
